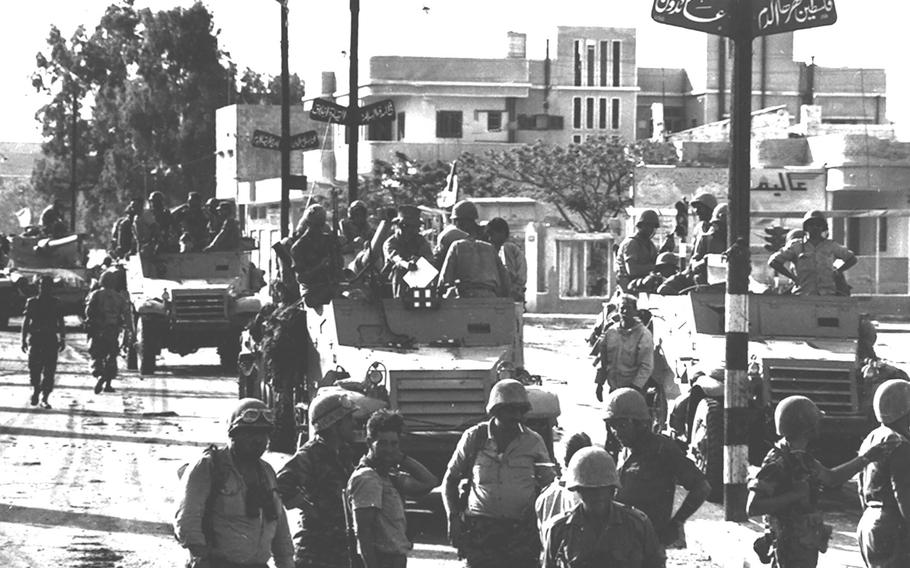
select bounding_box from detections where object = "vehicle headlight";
[367,362,386,385]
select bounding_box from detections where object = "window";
[486,111,503,131]
[436,111,463,138]
[573,97,582,129]
[879,217,888,253]
[600,41,608,86]
[599,98,607,129]
[367,117,393,141]
[397,112,406,140]
[586,98,595,129]
[557,240,612,297]
[574,40,582,86]
[586,44,595,87]
[572,134,582,143]
[611,98,621,130]
[612,40,621,87]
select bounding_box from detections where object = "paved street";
[2,317,907,567]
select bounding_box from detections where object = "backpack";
[177,445,226,543]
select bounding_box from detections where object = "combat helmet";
[603,387,651,422]
[309,392,356,433]
[227,398,275,435]
[710,203,729,225]
[655,252,679,267]
[873,379,910,424]
[565,447,621,490]
[802,210,827,231]
[774,396,822,438]
[303,204,327,227]
[451,200,478,221]
[691,192,718,212]
[635,209,660,228]
[486,379,531,414]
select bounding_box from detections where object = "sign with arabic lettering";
[651,0,733,37]
[251,130,320,152]
[251,129,281,150]
[752,0,836,37]
[358,99,396,125]
[290,130,319,151]
[310,98,349,124]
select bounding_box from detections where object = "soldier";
[689,191,718,247]
[443,379,555,568]
[433,200,479,268]
[626,252,680,294]
[349,410,438,568]
[205,197,222,238]
[21,275,65,409]
[603,388,711,548]
[747,396,896,568]
[135,191,175,254]
[688,203,728,286]
[204,201,241,252]
[40,200,68,238]
[593,295,654,403]
[438,230,510,299]
[535,432,592,533]
[485,217,527,302]
[110,198,143,259]
[277,393,358,568]
[84,269,132,394]
[615,210,660,292]
[857,379,910,567]
[339,200,373,257]
[290,204,342,307]
[542,447,665,568]
[383,205,434,298]
[174,192,211,253]
[175,398,294,568]
[769,210,857,296]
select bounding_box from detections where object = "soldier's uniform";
[276,436,355,568]
[174,204,211,252]
[439,237,511,299]
[22,288,64,407]
[84,277,130,394]
[857,424,910,567]
[614,234,658,292]
[384,231,433,298]
[40,204,67,239]
[291,228,341,306]
[749,440,830,568]
[110,214,136,258]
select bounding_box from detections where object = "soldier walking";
[21,275,65,409]
[593,295,654,403]
[84,269,132,394]
[277,393,358,568]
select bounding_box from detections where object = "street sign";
[289,174,308,190]
[310,98,348,124]
[251,129,281,150]
[358,99,395,125]
[290,130,319,151]
[651,0,734,37]
[752,0,836,37]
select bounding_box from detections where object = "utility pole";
[347,0,360,204]
[279,0,291,238]
[70,90,78,233]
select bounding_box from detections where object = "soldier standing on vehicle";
[277,393,358,568]
[593,295,654,403]
[443,379,555,568]
[485,217,527,302]
[383,205,434,298]
[603,388,710,549]
[433,200,478,268]
[688,203,728,286]
[339,200,373,257]
[542,447,665,568]
[84,269,131,395]
[857,379,910,567]
[747,395,896,568]
[291,203,342,307]
[205,198,221,237]
[438,230,511,299]
[135,191,174,254]
[349,410,438,568]
[535,432,592,533]
[21,275,65,409]
[174,192,212,253]
[689,192,718,248]
[204,201,241,252]
[175,398,294,568]
[615,210,660,292]
[626,252,681,295]
[110,198,143,259]
[768,210,857,296]
[40,200,68,238]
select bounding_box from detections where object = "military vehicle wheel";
[218,334,241,373]
[137,316,157,374]
[690,397,723,503]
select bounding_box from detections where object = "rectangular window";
[436,110,463,138]
[397,112,405,140]
[611,98,620,129]
[572,134,582,144]
[367,117,393,141]
[486,111,502,131]
[586,98,595,129]
[600,40,608,87]
[574,40,582,86]
[586,44,595,87]
[573,97,582,129]
[599,98,607,129]
[612,40,621,87]
[879,217,888,253]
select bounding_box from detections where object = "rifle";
[341,487,365,568]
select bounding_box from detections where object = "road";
[2,317,907,567]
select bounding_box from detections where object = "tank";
[125,249,263,373]
[0,234,91,327]
[641,291,906,502]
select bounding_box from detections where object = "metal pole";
[279,0,291,239]
[347,0,360,203]
[70,90,78,233]
[724,0,752,523]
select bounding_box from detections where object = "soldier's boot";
[39,393,51,409]
[30,387,40,406]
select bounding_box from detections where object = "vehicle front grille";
[766,360,857,415]
[392,371,489,431]
[171,290,227,323]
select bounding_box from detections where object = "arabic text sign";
[651,0,733,37]
[290,130,319,151]
[753,0,836,36]
[358,99,396,125]
[310,98,349,124]
[251,130,281,150]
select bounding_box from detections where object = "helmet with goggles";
[227,398,275,435]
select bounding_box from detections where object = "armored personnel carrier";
[125,249,263,373]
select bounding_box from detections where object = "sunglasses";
[232,407,275,427]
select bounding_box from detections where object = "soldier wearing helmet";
[277,392,358,568]
[204,197,221,237]
[443,379,554,567]
[173,192,211,253]
[614,209,660,292]
[290,203,342,306]
[747,395,895,567]
[769,210,857,296]
[84,266,132,394]
[857,379,910,567]
[382,204,434,298]
[21,275,65,409]
[433,199,479,267]
[626,251,681,295]
[690,192,718,243]
[593,294,654,404]
[338,199,374,259]
[203,201,241,252]
[601,388,710,549]
[39,200,68,239]
[543,447,665,568]
[176,399,293,568]
[535,432,592,534]
[438,222,511,299]
[110,197,144,259]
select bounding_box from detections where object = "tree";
[235,66,306,106]
[461,136,678,232]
